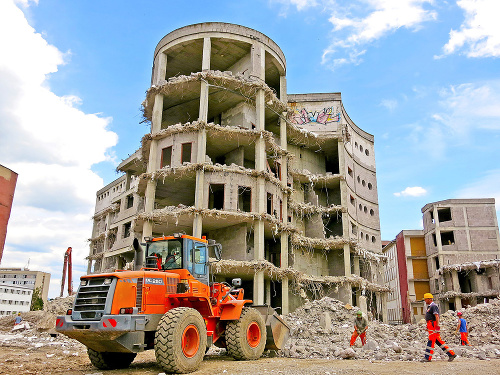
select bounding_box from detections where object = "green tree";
[30,287,44,311]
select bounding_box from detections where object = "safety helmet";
[356,310,363,316]
[457,311,462,316]
[423,293,433,299]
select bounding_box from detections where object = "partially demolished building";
[88,23,388,316]
[384,198,500,322]
[422,199,500,311]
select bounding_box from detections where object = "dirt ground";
[1,339,499,375]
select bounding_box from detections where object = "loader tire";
[226,307,266,360]
[87,348,136,370]
[155,307,207,374]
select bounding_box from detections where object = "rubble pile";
[281,297,500,361]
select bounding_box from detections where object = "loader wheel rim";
[246,321,261,348]
[182,324,200,358]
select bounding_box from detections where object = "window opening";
[434,256,440,271]
[437,208,452,222]
[440,231,455,245]
[123,222,131,238]
[161,146,172,168]
[126,195,134,209]
[181,143,192,164]
[267,193,273,215]
[238,186,251,212]
[208,184,225,210]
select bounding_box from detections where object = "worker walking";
[350,310,368,346]
[422,293,456,362]
[455,311,470,346]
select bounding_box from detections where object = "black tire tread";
[155,307,207,374]
[226,307,266,361]
[87,348,136,370]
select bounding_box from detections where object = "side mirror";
[214,244,222,261]
[231,278,242,287]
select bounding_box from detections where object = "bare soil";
[0,341,499,375]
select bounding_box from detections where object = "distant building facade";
[0,284,32,316]
[422,198,500,311]
[384,198,500,322]
[0,165,17,263]
[0,268,51,306]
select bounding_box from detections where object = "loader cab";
[145,235,209,285]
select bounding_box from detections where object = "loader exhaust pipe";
[133,238,144,271]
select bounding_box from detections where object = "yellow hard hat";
[423,293,433,299]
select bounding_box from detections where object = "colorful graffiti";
[289,106,341,125]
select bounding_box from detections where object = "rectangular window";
[430,211,435,224]
[275,162,281,180]
[348,167,353,177]
[161,146,172,168]
[434,256,440,271]
[432,233,437,246]
[267,193,273,215]
[437,208,452,223]
[181,143,192,164]
[126,194,134,209]
[441,231,455,245]
[208,184,225,210]
[280,199,283,222]
[123,222,131,238]
[237,186,251,212]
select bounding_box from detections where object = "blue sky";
[1,0,499,298]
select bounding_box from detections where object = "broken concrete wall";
[207,223,248,261]
[156,132,199,168]
[288,144,326,175]
[221,102,256,130]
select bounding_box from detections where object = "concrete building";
[0,165,17,263]
[383,230,430,323]
[384,198,500,322]
[88,23,388,316]
[422,198,500,311]
[0,284,33,316]
[0,268,51,306]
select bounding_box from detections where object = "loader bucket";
[252,305,290,350]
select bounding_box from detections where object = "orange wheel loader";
[56,234,289,374]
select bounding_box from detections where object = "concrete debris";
[281,296,500,361]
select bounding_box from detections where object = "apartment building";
[0,284,32,316]
[89,23,388,316]
[0,164,17,262]
[0,268,51,305]
[422,198,500,311]
[383,230,430,323]
[384,198,500,322]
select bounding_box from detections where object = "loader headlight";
[103,278,112,285]
[80,280,88,286]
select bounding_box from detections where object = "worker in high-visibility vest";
[422,293,456,362]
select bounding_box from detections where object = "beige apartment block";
[0,268,50,306]
[422,198,500,311]
[88,23,388,315]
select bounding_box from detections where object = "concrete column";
[202,37,211,71]
[359,295,367,316]
[279,97,289,313]
[265,279,271,305]
[353,256,360,276]
[252,42,266,306]
[381,292,388,323]
[143,94,164,239]
[155,52,167,84]
[193,125,207,237]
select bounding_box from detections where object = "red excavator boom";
[60,247,73,297]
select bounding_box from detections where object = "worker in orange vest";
[422,293,456,362]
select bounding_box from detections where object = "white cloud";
[394,186,428,197]
[322,0,437,67]
[0,1,117,298]
[455,169,500,214]
[380,98,398,111]
[442,0,500,58]
[433,81,500,133]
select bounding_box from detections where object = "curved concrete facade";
[90,23,387,317]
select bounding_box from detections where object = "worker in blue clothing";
[455,311,471,346]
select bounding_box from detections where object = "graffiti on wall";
[289,106,341,125]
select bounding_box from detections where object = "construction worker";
[422,293,456,362]
[455,311,470,346]
[14,313,22,326]
[350,310,368,346]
